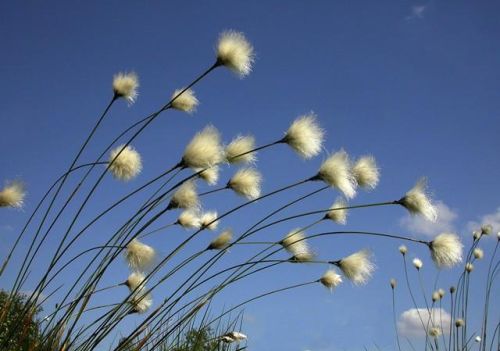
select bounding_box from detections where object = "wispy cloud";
[467,207,500,235]
[398,308,451,337]
[406,4,428,21]
[400,201,458,237]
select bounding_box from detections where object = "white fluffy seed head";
[195,166,219,186]
[200,211,219,231]
[169,180,199,210]
[473,248,484,260]
[475,336,481,343]
[430,233,463,268]
[0,180,26,208]
[473,231,481,241]
[481,224,493,235]
[216,30,255,77]
[320,269,343,291]
[108,145,142,181]
[227,168,262,200]
[177,210,201,229]
[283,113,324,159]
[171,88,199,113]
[125,272,146,291]
[438,288,445,298]
[352,156,380,190]
[317,150,357,199]
[182,125,224,169]
[208,229,233,250]
[125,239,156,271]
[390,278,397,289]
[338,249,375,285]
[465,262,474,272]
[225,135,256,164]
[281,229,312,261]
[113,72,139,104]
[413,258,423,270]
[130,289,152,314]
[325,197,348,224]
[432,291,441,302]
[429,327,442,338]
[455,319,465,328]
[225,332,247,341]
[399,178,438,222]
[399,245,408,255]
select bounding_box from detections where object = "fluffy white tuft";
[200,211,219,231]
[108,145,142,181]
[113,72,139,104]
[429,233,463,268]
[169,180,199,210]
[473,247,484,260]
[0,180,26,208]
[317,150,357,199]
[177,210,201,229]
[208,229,233,250]
[352,155,380,189]
[320,269,343,291]
[227,168,262,200]
[171,88,199,114]
[125,239,156,271]
[399,245,408,255]
[125,272,146,291]
[182,125,224,169]
[221,331,247,343]
[413,258,423,269]
[325,197,348,224]
[225,135,256,164]
[283,113,324,159]
[216,30,255,77]
[129,288,153,314]
[281,228,313,261]
[465,262,474,272]
[399,178,438,222]
[195,166,219,186]
[337,249,375,285]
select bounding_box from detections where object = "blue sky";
[1,1,499,350]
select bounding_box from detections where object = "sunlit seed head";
[390,278,397,289]
[125,239,156,271]
[473,231,481,241]
[413,258,423,270]
[108,145,142,181]
[182,125,224,169]
[429,327,442,338]
[0,180,26,209]
[171,88,199,114]
[216,30,255,77]
[481,224,493,235]
[455,319,465,328]
[125,272,146,291]
[200,211,219,231]
[225,332,247,341]
[113,72,139,104]
[399,178,438,222]
[208,229,233,250]
[320,269,343,291]
[227,168,262,200]
[475,336,481,343]
[281,229,312,260]
[169,180,199,210]
[473,247,484,260]
[430,233,463,268]
[465,262,474,273]
[432,291,441,302]
[438,288,445,298]
[399,245,408,255]
[225,135,256,164]
[130,288,152,314]
[352,155,380,190]
[195,166,219,186]
[177,210,201,229]
[338,249,376,285]
[325,197,348,224]
[317,150,357,199]
[283,113,324,159]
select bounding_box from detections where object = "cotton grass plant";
[1,29,494,351]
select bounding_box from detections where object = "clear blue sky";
[1,1,499,350]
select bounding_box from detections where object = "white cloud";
[406,5,427,20]
[400,201,458,237]
[398,308,451,338]
[467,207,500,236]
